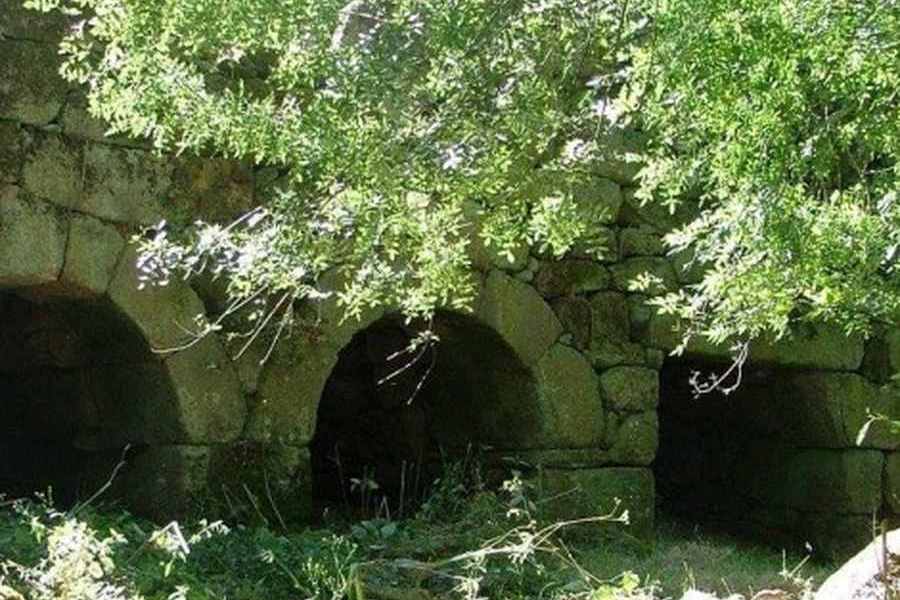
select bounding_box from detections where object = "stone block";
[751,325,865,372]
[82,143,172,224]
[588,291,646,367]
[534,259,609,297]
[21,133,83,209]
[590,291,630,342]
[0,0,67,42]
[0,120,28,183]
[570,226,618,263]
[774,372,894,449]
[209,443,313,523]
[60,214,125,296]
[551,297,592,350]
[670,247,707,285]
[610,256,677,294]
[532,344,605,448]
[166,157,255,224]
[641,314,865,371]
[0,193,66,287]
[474,270,562,367]
[164,335,247,443]
[588,128,646,185]
[590,340,648,369]
[107,244,209,351]
[580,176,623,224]
[886,452,900,514]
[118,445,213,520]
[796,513,873,561]
[0,40,68,124]
[607,410,658,465]
[528,171,622,225]
[246,341,339,447]
[737,446,883,515]
[599,366,659,412]
[861,328,900,384]
[60,91,118,143]
[536,467,655,541]
[619,227,664,257]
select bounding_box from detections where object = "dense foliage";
[26,0,629,328]
[23,0,900,350]
[630,0,900,349]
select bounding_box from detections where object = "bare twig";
[72,444,132,516]
[688,341,750,397]
[264,469,289,533]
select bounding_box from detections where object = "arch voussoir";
[0,191,67,289]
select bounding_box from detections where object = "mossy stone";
[607,410,658,466]
[61,214,126,296]
[599,366,659,412]
[164,335,247,444]
[474,270,562,368]
[534,260,610,298]
[609,257,677,294]
[619,227,664,257]
[551,296,592,350]
[0,120,27,183]
[0,0,67,42]
[533,344,604,448]
[0,194,66,287]
[736,445,883,515]
[0,40,68,124]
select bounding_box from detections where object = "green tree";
[626,0,900,351]
[24,0,900,358]
[25,0,629,332]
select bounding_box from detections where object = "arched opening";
[0,289,178,507]
[654,354,882,558]
[654,357,776,530]
[311,311,541,519]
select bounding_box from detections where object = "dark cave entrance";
[654,355,794,545]
[0,290,171,507]
[311,312,540,519]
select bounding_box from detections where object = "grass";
[576,517,835,599]
[0,471,837,600]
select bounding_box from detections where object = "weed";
[0,461,835,600]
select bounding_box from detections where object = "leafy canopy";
[26,0,627,328]
[23,0,900,353]
[628,0,900,349]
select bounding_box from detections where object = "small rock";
[751,590,790,600]
[679,591,721,600]
[816,528,900,599]
[679,592,748,600]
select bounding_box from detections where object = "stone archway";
[309,309,554,515]
[0,192,246,515]
[655,351,891,559]
[247,269,606,518]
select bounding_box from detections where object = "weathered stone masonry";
[2,1,899,559]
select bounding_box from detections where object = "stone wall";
[1,0,898,559]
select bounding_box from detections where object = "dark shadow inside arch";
[655,355,813,552]
[311,311,541,519]
[0,289,178,508]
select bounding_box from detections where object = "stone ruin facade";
[2,1,900,559]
